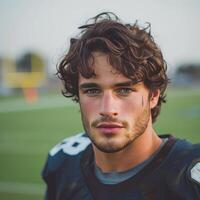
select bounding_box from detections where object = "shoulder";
[170,139,200,182]
[168,138,200,166]
[165,138,200,197]
[42,133,91,180]
[159,136,200,169]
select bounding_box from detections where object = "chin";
[93,137,132,153]
[95,144,124,153]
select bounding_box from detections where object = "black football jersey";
[42,133,200,200]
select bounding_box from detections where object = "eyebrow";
[79,83,99,90]
[79,81,134,90]
[114,81,134,87]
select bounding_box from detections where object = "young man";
[42,12,200,199]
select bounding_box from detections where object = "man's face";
[78,52,157,153]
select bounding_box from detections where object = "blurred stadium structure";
[172,63,200,87]
[0,52,61,102]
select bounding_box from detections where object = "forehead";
[79,52,131,85]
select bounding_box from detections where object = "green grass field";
[0,87,200,200]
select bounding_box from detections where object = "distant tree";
[16,52,45,72]
[176,64,200,81]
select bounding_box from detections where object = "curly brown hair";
[57,12,169,123]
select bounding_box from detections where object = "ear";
[150,89,160,109]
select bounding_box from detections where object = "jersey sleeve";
[42,159,56,200]
[41,133,91,200]
[42,147,68,200]
[186,159,200,197]
[166,142,200,199]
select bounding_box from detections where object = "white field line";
[0,96,76,113]
[0,181,45,195]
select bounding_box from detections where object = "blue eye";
[84,88,100,96]
[116,88,133,95]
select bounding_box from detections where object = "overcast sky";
[0,0,200,72]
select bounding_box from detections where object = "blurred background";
[0,0,200,199]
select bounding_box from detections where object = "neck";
[93,127,162,173]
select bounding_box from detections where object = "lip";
[96,123,124,135]
[96,122,124,128]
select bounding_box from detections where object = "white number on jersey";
[49,133,91,156]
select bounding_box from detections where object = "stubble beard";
[80,104,151,153]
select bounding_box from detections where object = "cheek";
[119,96,145,121]
[120,98,141,112]
[79,98,98,116]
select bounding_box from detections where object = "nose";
[99,91,118,117]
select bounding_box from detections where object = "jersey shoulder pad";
[42,133,91,177]
[166,140,200,194]
[188,159,200,186]
[186,143,200,186]
[170,139,200,162]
